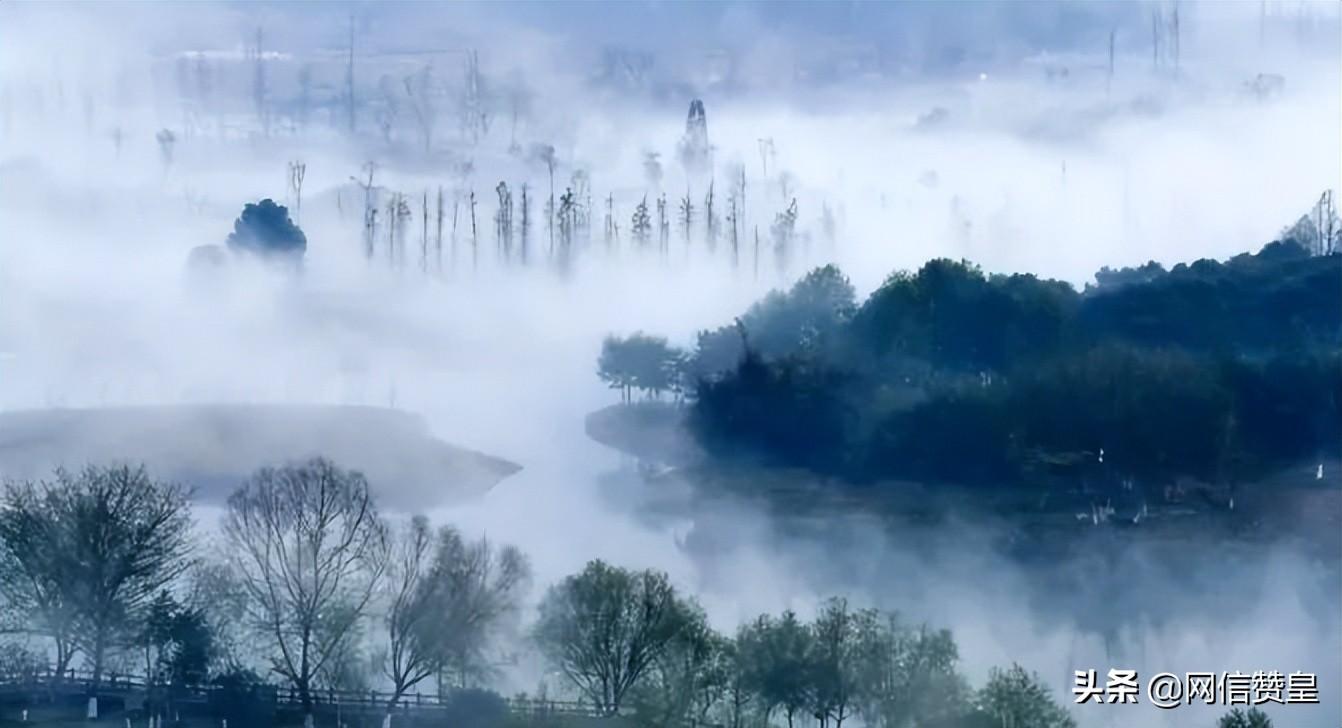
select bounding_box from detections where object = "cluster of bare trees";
[1282,189,1340,257]
[0,466,192,718]
[0,459,530,728]
[342,158,804,280]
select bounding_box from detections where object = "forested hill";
[596,240,1341,491]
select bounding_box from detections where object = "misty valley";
[0,3,1338,728]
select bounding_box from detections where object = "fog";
[1,2,1339,725]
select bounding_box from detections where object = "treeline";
[0,462,1289,728]
[345,157,808,280]
[598,239,1341,488]
[0,459,1084,728]
[536,562,1080,728]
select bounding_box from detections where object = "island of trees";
[596,238,1340,495]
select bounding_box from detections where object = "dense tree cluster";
[600,242,1341,490]
[225,198,308,260]
[534,565,1077,728]
[598,332,685,402]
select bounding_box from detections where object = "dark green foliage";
[737,611,813,728]
[532,560,690,716]
[690,264,856,381]
[597,333,685,402]
[141,589,215,686]
[1218,707,1273,728]
[1010,345,1234,482]
[973,664,1076,728]
[630,602,729,727]
[1089,260,1166,291]
[851,259,1076,372]
[859,383,1014,485]
[1076,242,1339,353]
[713,602,1067,728]
[691,350,855,473]
[1223,351,1342,472]
[652,242,1342,488]
[855,620,972,728]
[225,198,307,259]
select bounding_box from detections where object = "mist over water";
[1,2,1339,725]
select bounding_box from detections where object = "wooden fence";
[0,669,605,720]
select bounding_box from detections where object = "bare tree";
[351,161,379,260]
[771,198,799,273]
[156,129,176,174]
[435,186,445,271]
[753,225,761,281]
[736,165,747,238]
[632,195,652,246]
[519,183,530,263]
[657,193,669,254]
[495,181,514,260]
[757,138,775,178]
[428,526,530,691]
[288,161,306,224]
[0,487,80,678]
[571,170,592,244]
[380,516,436,712]
[1313,189,1339,255]
[420,189,429,272]
[726,188,740,268]
[380,517,529,716]
[223,458,387,728]
[557,187,577,252]
[704,180,718,251]
[469,189,478,269]
[0,465,193,717]
[679,188,695,246]
[386,193,411,266]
